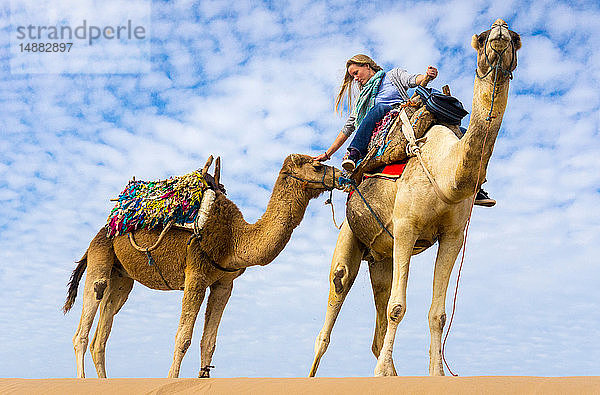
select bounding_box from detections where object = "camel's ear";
[511,31,522,51]
[214,156,221,186]
[473,29,490,51]
[471,34,480,50]
[289,154,304,167]
[202,155,214,176]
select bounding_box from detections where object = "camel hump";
[351,88,466,184]
[105,167,223,238]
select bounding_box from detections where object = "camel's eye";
[478,30,489,46]
[313,163,323,171]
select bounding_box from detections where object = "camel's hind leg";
[198,277,236,378]
[90,266,134,378]
[72,230,115,378]
[368,258,394,375]
[428,232,463,376]
[309,221,363,377]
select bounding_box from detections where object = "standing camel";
[309,20,521,376]
[63,154,341,378]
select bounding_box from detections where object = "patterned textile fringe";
[366,111,399,153]
[106,170,209,238]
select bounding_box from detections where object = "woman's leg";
[348,103,393,157]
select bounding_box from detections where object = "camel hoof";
[199,365,213,378]
[374,359,397,377]
[429,362,445,376]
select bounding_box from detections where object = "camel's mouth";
[489,34,510,52]
[489,36,510,51]
[488,20,511,51]
[331,167,345,190]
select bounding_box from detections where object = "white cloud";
[367,11,441,72]
[1,0,599,379]
[520,35,581,90]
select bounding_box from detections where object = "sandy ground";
[1,377,599,394]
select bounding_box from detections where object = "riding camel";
[309,19,521,376]
[63,154,341,378]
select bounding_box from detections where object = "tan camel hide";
[64,154,342,379]
[309,19,521,377]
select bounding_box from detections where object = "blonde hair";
[334,54,383,115]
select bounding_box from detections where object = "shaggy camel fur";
[309,20,521,377]
[63,154,341,378]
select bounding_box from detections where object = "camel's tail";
[62,252,88,314]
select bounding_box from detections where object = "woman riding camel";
[313,54,495,207]
[314,54,437,170]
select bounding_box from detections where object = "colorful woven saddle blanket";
[366,110,399,154]
[106,170,210,237]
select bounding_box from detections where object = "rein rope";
[324,189,343,230]
[442,116,492,377]
[339,177,395,239]
[442,30,513,374]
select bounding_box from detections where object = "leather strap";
[399,110,459,205]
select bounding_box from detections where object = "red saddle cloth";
[365,162,407,179]
[348,160,407,199]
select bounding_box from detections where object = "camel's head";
[281,154,343,196]
[471,19,521,81]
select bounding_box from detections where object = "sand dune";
[2,376,599,394]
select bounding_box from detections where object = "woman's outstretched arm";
[313,131,349,162]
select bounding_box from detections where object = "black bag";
[415,86,468,125]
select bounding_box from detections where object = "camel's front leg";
[90,269,134,378]
[309,221,363,377]
[374,223,417,377]
[198,278,234,378]
[428,232,464,376]
[368,258,393,367]
[167,272,207,378]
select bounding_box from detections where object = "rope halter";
[475,21,517,122]
[281,163,338,191]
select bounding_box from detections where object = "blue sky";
[1,0,599,378]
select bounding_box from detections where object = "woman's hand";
[416,66,438,86]
[313,131,348,162]
[313,152,330,162]
[426,66,438,80]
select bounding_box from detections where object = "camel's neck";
[231,173,311,268]
[451,74,510,195]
